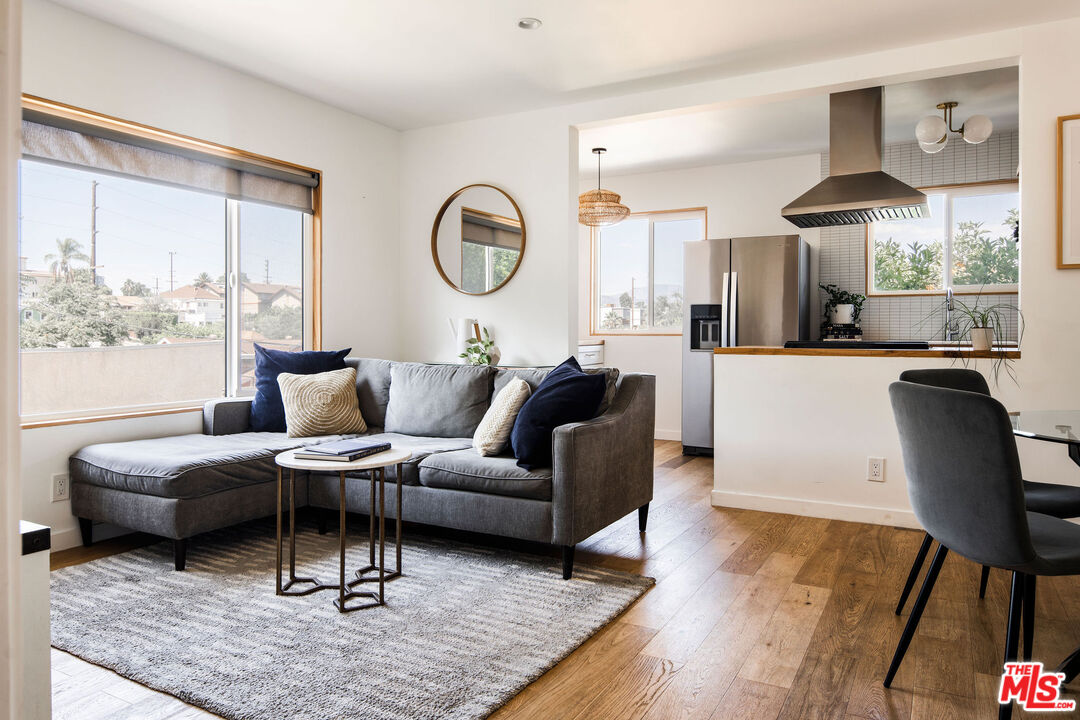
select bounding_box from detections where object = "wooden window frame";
[865,179,1019,297]
[19,95,323,429]
[588,207,706,337]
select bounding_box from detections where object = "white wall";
[575,155,822,439]
[398,110,578,366]
[20,0,401,549]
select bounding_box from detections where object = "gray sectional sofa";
[70,359,655,578]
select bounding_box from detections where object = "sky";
[18,159,303,294]
[597,216,701,304]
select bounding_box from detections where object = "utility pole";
[264,259,270,284]
[153,277,160,296]
[168,251,177,292]
[90,180,99,285]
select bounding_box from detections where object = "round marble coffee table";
[274,447,411,612]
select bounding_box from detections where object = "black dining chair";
[885,380,1080,720]
[894,369,1080,615]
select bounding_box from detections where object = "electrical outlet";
[867,457,885,482]
[51,472,70,502]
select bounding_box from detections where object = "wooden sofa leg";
[639,503,650,533]
[174,539,188,571]
[78,518,93,548]
[316,508,329,536]
[562,545,575,580]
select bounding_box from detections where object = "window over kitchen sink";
[866,181,1018,295]
[590,207,705,334]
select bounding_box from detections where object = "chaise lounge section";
[69,359,655,578]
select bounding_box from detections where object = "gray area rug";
[51,520,653,720]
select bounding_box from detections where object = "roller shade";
[461,207,522,249]
[21,117,316,213]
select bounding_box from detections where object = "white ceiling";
[44,0,1075,130]
[579,67,1020,177]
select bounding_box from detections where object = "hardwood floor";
[50,440,1080,719]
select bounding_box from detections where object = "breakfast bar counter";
[714,345,1020,359]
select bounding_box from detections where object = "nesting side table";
[274,447,411,612]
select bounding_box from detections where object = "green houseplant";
[819,284,865,325]
[925,290,1023,385]
[458,326,501,366]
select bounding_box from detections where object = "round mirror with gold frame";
[431,184,525,295]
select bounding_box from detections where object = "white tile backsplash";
[817,131,1019,341]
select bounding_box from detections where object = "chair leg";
[1000,571,1025,720]
[78,518,93,548]
[638,503,649,533]
[884,544,948,688]
[979,565,991,599]
[1022,574,1037,663]
[173,539,187,571]
[562,545,575,580]
[896,532,934,616]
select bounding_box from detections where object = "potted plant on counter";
[820,284,865,325]
[925,290,1024,384]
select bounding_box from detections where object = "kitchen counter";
[714,345,1020,359]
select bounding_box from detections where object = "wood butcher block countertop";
[714,345,1021,359]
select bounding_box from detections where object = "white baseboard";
[710,490,919,529]
[50,522,132,553]
[654,429,681,441]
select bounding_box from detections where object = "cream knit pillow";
[277,367,367,438]
[473,377,531,456]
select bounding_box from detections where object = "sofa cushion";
[70,432,355,499]
[418,449,553,501]
[250,345,350,432]
[345,358,392,428]
[495,366,620,415]
[384,363,494,438]
[343,433,472,486]
[278,367,368,438]
[510,357,607,470]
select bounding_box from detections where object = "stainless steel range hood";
[782,87,928,228]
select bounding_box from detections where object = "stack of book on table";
[294,439,391,462]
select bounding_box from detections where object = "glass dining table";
[1011,410,1080,681]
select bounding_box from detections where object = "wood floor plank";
[737,582,832,689]
[639,567,752,663]
[493,621,657,719]
[774,651,858,720]
[793,520,862,589]
[639,560,798,720]
[804,570,879,658]
[707,678,788,720]
[845,604,915,720]
[909,687,975,720]
[775,515,832,558]
[571,654,684,720]
[719,513,799,576]
[913,602,976,699]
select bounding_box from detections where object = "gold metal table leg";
[351,462,404,585]
[278,465,334,598]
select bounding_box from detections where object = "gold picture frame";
[1058,113,1080,268]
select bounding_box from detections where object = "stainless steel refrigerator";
[681,235,810,455]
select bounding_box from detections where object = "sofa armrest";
[550,373,655,546]
[202,397,253,435]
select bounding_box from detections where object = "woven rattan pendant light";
[578,148,629,227]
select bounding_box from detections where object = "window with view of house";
[17,103,316,422]
[591,208,704,334]
[866,182,1019,295]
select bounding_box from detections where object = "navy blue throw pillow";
[510,357,607,470]
[250,344,351,432]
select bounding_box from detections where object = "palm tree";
[44,238,90,283]
[193,272,214,289]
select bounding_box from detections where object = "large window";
[867,182,1019,295]
[591,208,704,334]
[17,100,317,423]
